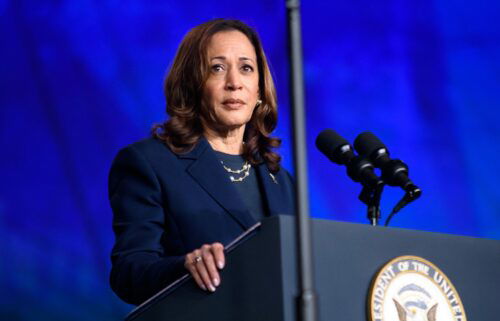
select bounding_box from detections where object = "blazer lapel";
[179,139,257,230]
[256,164,289,217]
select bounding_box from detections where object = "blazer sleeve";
[108,145,186,305]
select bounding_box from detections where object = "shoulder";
[108,138,179,193]
[109,137,211,188]
[118,137,174,160]
[111,137,180,171]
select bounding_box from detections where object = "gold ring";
[194,256,202,264]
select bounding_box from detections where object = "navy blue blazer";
[109,137,295,305]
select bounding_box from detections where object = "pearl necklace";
[221,160,251,182]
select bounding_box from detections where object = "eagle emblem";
[393,283,438,321]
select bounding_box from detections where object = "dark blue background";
[1,1,499,320]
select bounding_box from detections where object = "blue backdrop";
[2,0,499,320]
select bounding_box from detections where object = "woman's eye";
[242,65,254,72]
[211,64,224,72]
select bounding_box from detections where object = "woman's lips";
[222,99,245,109]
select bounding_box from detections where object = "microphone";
[354,131,422,224]
[354,132,418,192]
[315,130,382,189]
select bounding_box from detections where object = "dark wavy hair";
[152,19,282,173]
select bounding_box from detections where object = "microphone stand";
[359,183,385,226]
[347,156,385,226]
[286,1,318,320]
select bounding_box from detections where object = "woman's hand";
[184,242,225,292]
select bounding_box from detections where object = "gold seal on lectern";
[367,255,467,321]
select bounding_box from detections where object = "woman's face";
[202,30,260,131]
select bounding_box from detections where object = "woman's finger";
[210,242,225,269]
[185,253,207,291]
[188,262,207,291]
[202,245,220,288]
[194,250,216,292]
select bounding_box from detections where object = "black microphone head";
[354,131,388,160]
[315,129,354,165]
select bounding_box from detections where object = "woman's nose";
[225,68,242,90]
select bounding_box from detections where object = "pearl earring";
[256,99,262,107]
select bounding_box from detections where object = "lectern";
[126,215,500,321]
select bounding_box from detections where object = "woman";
[109,19,295,305]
